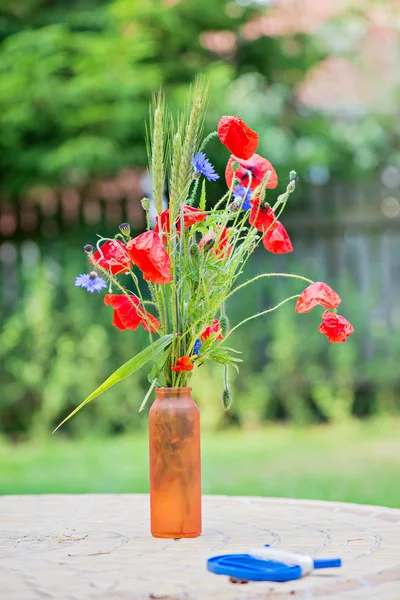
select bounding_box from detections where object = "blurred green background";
[1,0,400,505]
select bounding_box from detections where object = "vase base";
[151,531,202,539]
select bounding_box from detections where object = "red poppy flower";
[249,198,276,232]
[262,221,293,254]
[126,231,171,285]
[104,294,160,333]
[295,282,342,314]
[318,311,354,343]
[198,227,232,258]
[155,205,207,236]
[90,240,131,275]
[171,355,194,372]
[200,319,224,342]
[218,116,259,160]
[225,154,278,191]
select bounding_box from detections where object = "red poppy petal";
[171,355,194,372]
[249,199,276,232]
[90,240,131,275]
[295,282,342,314]
[155,206,207,238]
[200,318,223,341]
[262,221,293,254]
[140,311,160,333]
[127,231,172,285]
[154,209,171,234]
[104,294,141,331]
[225,154,278,191]
[218,116,258,160]
[318,311,354,343]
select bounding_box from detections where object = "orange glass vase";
[149,387,202,538]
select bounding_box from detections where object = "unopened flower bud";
[222,388,232,410]
[119,222,131,237]
[84,244,93,254]
[189,243,201,266]
[287,180,296,193]
[219,315,229,338]
[141,197,150,211]
[203,238,215,252]
[229,201,240,212]
[289,170,298,182]
[231,161,240,172]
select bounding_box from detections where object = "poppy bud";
[289,170,298,182]
[203,238,215,252]
[119,222,131,237]
[84,244,93,254]
[219,315,229,338]
[189,243,201,268]
[141,197,150,211]
[229,201,240,212]
[222,388,232,410]
[231,161,240,172]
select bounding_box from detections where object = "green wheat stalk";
[146,91,166,216]
[175,76,208,211]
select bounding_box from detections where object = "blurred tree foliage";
[0,0,399,196]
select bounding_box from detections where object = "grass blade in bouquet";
[53,335,172,432]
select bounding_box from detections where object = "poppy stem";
[198,130,218,152]
[216,294,300,345]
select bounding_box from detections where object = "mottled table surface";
[1,494,400,599]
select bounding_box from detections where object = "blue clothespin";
[207,546,342,583]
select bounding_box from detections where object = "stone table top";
[1,494,400,599]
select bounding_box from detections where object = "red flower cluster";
[127,231,171,285]
[155,205,207,237]
[104,294,160,333]
[218,116,258,160]
[225,154,278,191]
[199,227,232,258]
[249,198,292,254]
[90,240,131,275]
[319,311,354,343]
[295,282,353,343]
[171,355,194,372]
[200,319,224,342]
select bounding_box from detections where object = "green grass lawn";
[1,419,399,508]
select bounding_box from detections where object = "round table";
[1,494,400,599]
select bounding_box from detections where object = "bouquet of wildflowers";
[57,79,354,430]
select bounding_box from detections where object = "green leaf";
[147,347,170,384]
[139,378,157,413]
[53,335,172,432]
[199,178,206,211]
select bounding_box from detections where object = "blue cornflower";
[75,272,107,293]
[233,185,252,210]
[193,338,202,355]
[191,152,219,182]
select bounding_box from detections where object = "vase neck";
[156,387,192,400]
